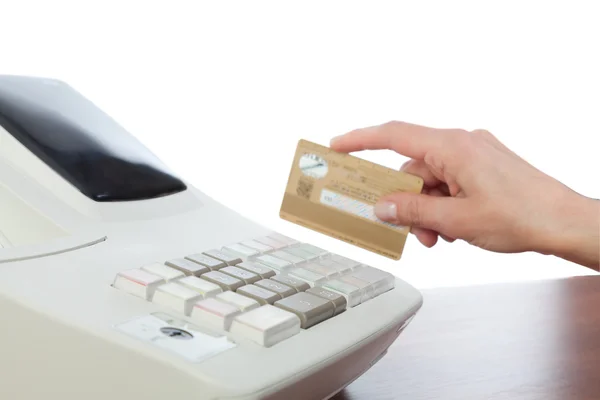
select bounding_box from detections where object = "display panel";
[0,76,186,202]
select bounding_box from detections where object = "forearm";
[543,194,600,270]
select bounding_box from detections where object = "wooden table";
[334,276,600,400]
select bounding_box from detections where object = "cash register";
[0,75,423,399]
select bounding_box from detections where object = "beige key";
[274,292,335,329]
[237,284,280,305]
[236,261,276,279]
[306,287,347,315]
[270,275,310,293]
[185,253,226,270]
[202,249,242,265]
[165,258,210,277]
[254,279,295,299]
[220,266,260,284]
[201,271,244,291]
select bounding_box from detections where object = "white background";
[1,1,598,289]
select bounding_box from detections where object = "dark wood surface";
[334,276,600,400]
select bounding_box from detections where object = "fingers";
[374,191,463,234]
[400,159,443,187]
[330,121,446,160]
[411,227,439,248]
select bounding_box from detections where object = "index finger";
[330,121,446,160]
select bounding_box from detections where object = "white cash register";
[0,75,423,400]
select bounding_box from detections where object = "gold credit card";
[279,139,424,260]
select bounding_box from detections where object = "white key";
[283,247,318,261]
[202,249,242,265]
[192,298,241,331]
[287,267,327,287]
[268,233,298,246]
[240,240,273,253]
[302,262,341,279]
[338,275,375,302]
[185,253,226,270]
[177,276,222,298]
[352,266,395,296]
[253,236,288,250]
[229,305,301,347]
[113,269,165,300]
[296,243,328,257]
[141,263,185,282]
[321,279,362,307]
[222,243,260,257]
[152,282,203,315]
[328,254,361,270]
[316,258,352,274]
[255,254,293,271]
[216,291,260,312]
[270,251,305,265]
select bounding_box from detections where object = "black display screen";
[0,76,187,202]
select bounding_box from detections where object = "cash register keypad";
[112,233,395,347]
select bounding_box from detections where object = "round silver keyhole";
[160,327,194,340]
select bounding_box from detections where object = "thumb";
[374,192,460,233]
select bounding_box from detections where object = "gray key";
[220,266,260,284]
[255,279,295,299]
[274,292,335,328]
[165,258,209,277]
[202,249,242,265]
[236,261,276,279]
[185,253,226,270]
[306,287,347,315]
[201,271,244,291]
[237,284,280,305]
[270,275,310,293]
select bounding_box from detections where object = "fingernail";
[329,135,343,146]
[374,201,397,220]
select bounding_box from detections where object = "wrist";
[537,190,600,270]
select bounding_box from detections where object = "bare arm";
[330,121,600,270]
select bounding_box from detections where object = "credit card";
[279,139,424,260]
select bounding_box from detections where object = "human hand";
[330,121,599,270]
